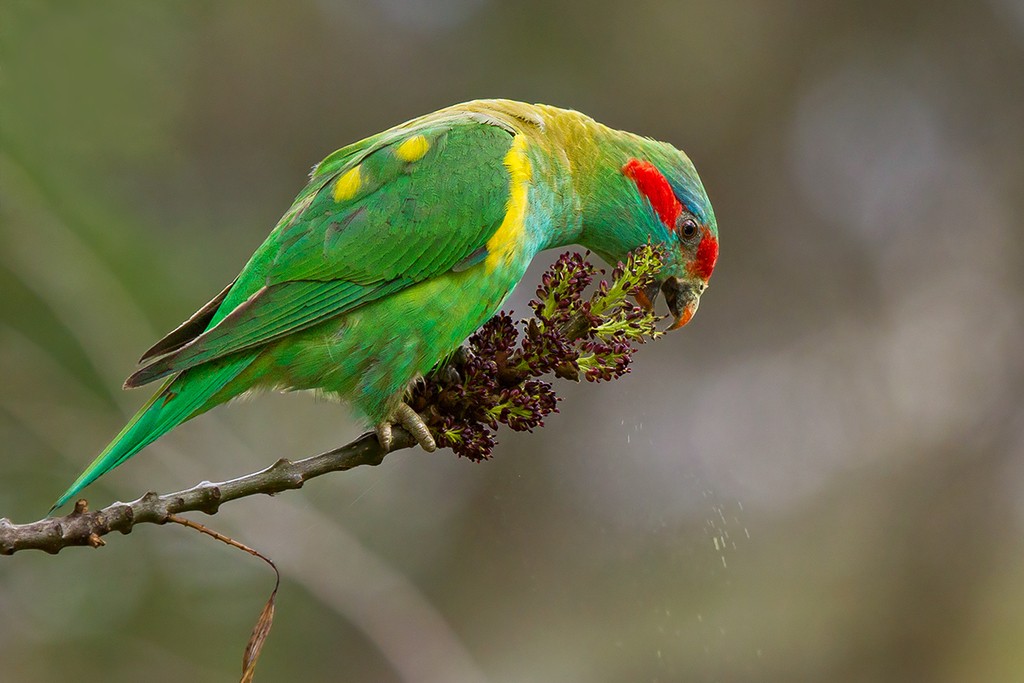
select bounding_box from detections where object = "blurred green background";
[2,0,1023,681]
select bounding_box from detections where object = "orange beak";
[667,297,699,330]
[633,277,703,330]
[660,277,703,331]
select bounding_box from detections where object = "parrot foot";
[375,402,437,453]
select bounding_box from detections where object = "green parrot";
[52,99,719,510]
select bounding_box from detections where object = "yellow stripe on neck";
[485,136,532,271]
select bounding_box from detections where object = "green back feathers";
[127,116,517,387]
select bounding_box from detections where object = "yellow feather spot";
[333,166,362,202]
[486,136,532,271]
[395,134,430,163]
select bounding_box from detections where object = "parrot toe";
[375,421,393,452]
[375,402,436,453]
[394,402,437,452]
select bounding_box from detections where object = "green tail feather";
[51,354,256,512]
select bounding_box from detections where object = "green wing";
[126,116,517,387]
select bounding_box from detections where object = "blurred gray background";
[2,0,1023,681]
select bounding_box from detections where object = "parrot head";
[584,136,718,330]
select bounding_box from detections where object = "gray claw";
[375,421,393,452]
[394,402,436,452]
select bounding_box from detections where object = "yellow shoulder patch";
[395,134,430,163]
[485,135,532,271]
[332,166,362,202]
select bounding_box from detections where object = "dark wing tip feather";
[138,279,237,363]
[124,361,173,389]
[139,332,192,365]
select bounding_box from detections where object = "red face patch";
[624,158,718,281]
[622,159,682,230]
[691,234,719,280]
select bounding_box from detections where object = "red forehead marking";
[692,234,719,280]
[623,158,682,230]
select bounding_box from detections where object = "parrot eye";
[679,218,698,239]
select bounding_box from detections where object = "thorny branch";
[0,245,666,556]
